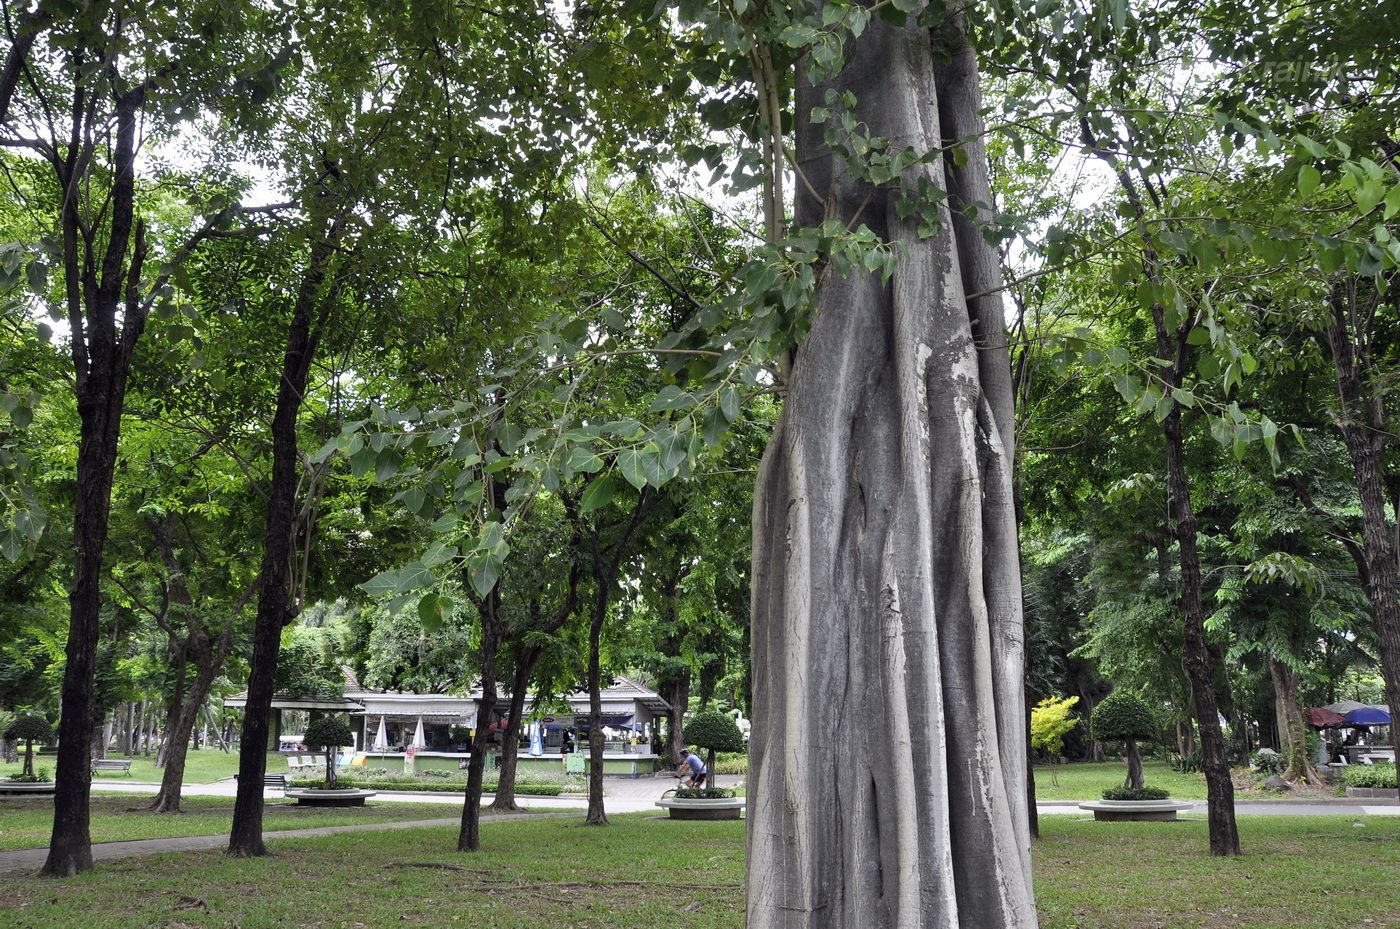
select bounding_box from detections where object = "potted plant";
[1080,692,1189,821]
[2,713,55,794]
[285,716,375,806]
[657,710,746,821]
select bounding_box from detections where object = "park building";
[223,667,670,778]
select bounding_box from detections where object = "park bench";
[232,773,288,794]
[91,759,133,775]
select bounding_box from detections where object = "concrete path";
[83,772,743,814]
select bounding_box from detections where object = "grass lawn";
[1034,760,1209,800]
[3,814,1399,928]
[0,794,459,851]
[1,751,286,785]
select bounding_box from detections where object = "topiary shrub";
[1102,786,1170,802]
[303,716,355,789]
[683,711,745,785]
[3,713,53,780]
[1091,692,1156,790]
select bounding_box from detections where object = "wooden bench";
[91,759,133,775]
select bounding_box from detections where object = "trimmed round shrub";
[683,711,745,755]
[683,710,745,781]
[303,716,355,788]
[1090,693,1156,742]
[1091,692,1156,790]
[4,713,52,780]
[1102,786,1170,801]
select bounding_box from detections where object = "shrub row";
[1343,763,1397,789]
[1101,786,1170,801]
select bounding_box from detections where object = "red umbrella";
[1306,707,1346,728]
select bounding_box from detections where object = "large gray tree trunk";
[746,10,1037,929]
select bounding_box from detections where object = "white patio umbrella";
[412,716,426,749]
[373,716,389,751]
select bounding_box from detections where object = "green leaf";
[417,592,446,633]
[618,448,647,490]
[579,473,617,513]
[1297,164,1321,199]
[720,387,741,423]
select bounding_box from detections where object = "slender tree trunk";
[42,89,149,879]
[584,587,609,826]
[1160,401,1240,855]
[489,650,537,814]
[458,601,499,850]
[228,227,339,858]
[150,656,220,813]
[459,471,508,851]
[23,739,34,778]
[747,12,1035,927]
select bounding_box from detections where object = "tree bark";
[660,667,691,763]
[42,87,150,879]
[148,518,243,812]
[746,11,1036,928]
[581,489,651,827]
[1160,399,1240,855]
[584,587,609,826]
[458,588,500,850]
[459,471,509,850]
[228,224,341,857]
[1124,738,1144,790]
[1268,657,1320,785]
[489,650,537,814]
[1322,280,1400,781]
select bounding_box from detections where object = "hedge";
[1343,763,1397,789]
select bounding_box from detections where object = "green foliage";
[674,787,737,800]
[1030,696,1081,758]
[2,712,51,744]
[683,711,745,754]
[1168,750,1204,774]
[1342,764,1397,789]
[1090,693,1156,743]
[303,717,354,750]
[1251,748,1284,775]
[1102,786,1170,801]
[713,752,748,775]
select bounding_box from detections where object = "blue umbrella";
[1342,706,1391,727]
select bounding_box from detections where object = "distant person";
[676,750,707,789]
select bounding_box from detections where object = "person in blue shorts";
[676,749,708,788]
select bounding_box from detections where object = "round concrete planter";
[0,780,56,796]
[1078,799,1193,821]
[656,796,745,821]
[284,787,378,807]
